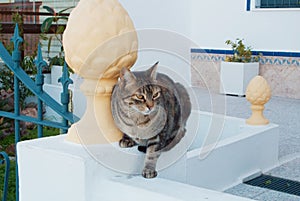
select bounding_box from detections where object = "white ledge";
[17,134,256,201]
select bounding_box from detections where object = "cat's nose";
[147,101,154,110]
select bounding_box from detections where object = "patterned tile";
[260,64,300,99]
[259,56,300,67]
[192,53,300,67]
[191,57,220,93]
[191,52,300,99]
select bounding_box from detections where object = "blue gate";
[0,24,79,201]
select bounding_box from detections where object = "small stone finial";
[246,76,271,125]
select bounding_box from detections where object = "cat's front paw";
[142,168,157,179]
[119,138,136,148]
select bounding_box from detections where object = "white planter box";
[220,62,259,96]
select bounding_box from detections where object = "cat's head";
[118,62,162,115]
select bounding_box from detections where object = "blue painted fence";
[0,24,79,201]
[0,152,9,201]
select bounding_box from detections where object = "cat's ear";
[147,61,159,80]
[120,67,136,84]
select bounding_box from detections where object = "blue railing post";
[11,23,23,201]
[0,152,10,201]
[58,63,73,134]
[35,44,48,138]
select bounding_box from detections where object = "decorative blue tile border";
[191,54,225,63]
[260,58,300,66]
[191,48,300,57]
[191,48,300,66]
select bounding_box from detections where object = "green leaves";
[41,17,54,33]
[40,5,74,33]
[43,5,55,15]
[40,5,74,66]
[225,38,259,63]
[58,6,75,15]
[56,25,65,34]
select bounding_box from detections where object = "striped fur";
[111,62,191,178]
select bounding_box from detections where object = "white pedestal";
[17,135,186,201]
[17,135,255,201]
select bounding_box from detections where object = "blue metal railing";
[0,24,79,200]
[0,152,10,201]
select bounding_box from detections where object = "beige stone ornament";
[63,0,138,144]
[246,76,271,125]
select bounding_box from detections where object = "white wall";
[119,0,194,86]
[191,0,300,52]
[119,0,192,39]
[120,0,300,52]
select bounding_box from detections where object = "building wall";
[119,0,191,38]
[121,0,300,53]
[190,0,300,99]
[119,0,193,86]
[190,0,300,52]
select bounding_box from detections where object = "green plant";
[21,55,37,74]
[0,67,32,110]
[47,55,64,67]
[0,13,38,113]
[0,55,39,110]
[40,5,74,66]
[225,38,260,63]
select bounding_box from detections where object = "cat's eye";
[135,94,144,100]
[152,92,160,99]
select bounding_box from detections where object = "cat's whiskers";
[125,107,137,117]
[142,107,152,115]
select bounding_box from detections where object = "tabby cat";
[111,62,191,178]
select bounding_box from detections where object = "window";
[256,0,300,8]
